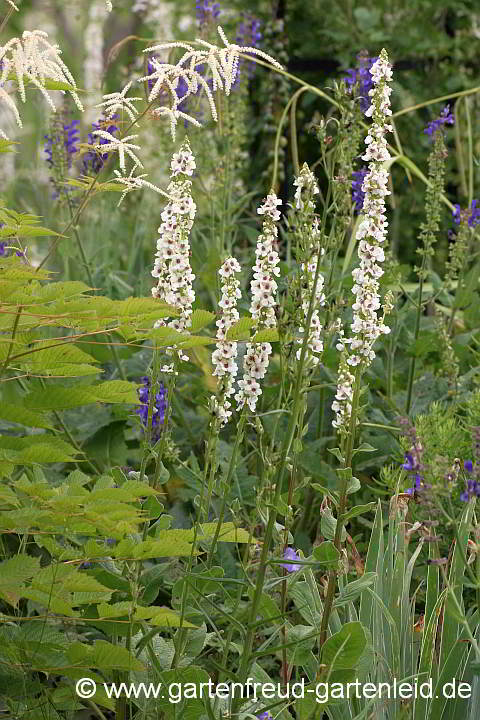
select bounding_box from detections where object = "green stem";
[318,366,361,648]
[405,272,424,415]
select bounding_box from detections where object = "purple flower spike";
[465,460,474,473]
[402,453,415,472]
[281,547,300,573]
[424,104,454,137]
[343,53,379,113]
[352,167,368,214]
[135,376,168,442]
[452,199,480,228]
[257,713,273,720]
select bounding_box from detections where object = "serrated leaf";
[0,555,40,605]
[0,402,52,428]
[24,380,140,410]
[252,327,279,342]
[226,317,256,340]
[190,309,216,331]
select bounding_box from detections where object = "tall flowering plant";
[320,48,394,650]
[291,163,325,369]
[151,139,197,366]
[235,192,281,413]
[211,257,242,427]
[332,49,393,433]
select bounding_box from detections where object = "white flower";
[105,1,113,10]
[152,139,197,363]
[332,48,393,433]
[91,130,143,171]
[0,30,83,137]
[138,26,282,140]
[113,168,170,206]
[96,82,142,125]
[236,193,281,413]
[211,257,242,426]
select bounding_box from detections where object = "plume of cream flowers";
[151,139,197,367]
[235,193,282,413]
[139,26,283,141]
[211,257,242,427]
[0,30,83,138]
[332,49,393,433]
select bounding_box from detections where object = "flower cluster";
[235,193,281,413]
[196,0,221,27]
[235,13,262,82]
[136,376,167,441]
[424,104,454,137]
[139,26,282,140]
[0,30,83,139]
[44,119,79,170]
[292,165,325,368]
[211,257,242,426]
[344,52,379,113]
[151,140,197,364]
[44,116,80,198]
[452,199,480,228]
[332,50,393,432]
[351,166,368,214]
[460,460,480,501]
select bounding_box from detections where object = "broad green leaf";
[322,621,367,670]
[313,541,341,567]
[0,402,52,428]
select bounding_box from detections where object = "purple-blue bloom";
[452,199,480,228]
[352,167,368,214]
[44,119,80,171]
[235,13,262,83]
[343,53,379,113]
[83,115,119,174]
[465,460,474,473]
[282,547,300,572]
[196,0,221,26]
[257,712,273,720]
[424,104,454,137]
[136,376,167,441]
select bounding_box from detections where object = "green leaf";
[320,506,346,542]
[0,555,40,605]
[190,309,216,331]
[334,573,377,607]
[226,317,256,340]
[322,621,367,670]
[252,327,279,342]
[312,541,341,567]
[24,380,140,410]
[341,502,376,523]
[0,402,52,429]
